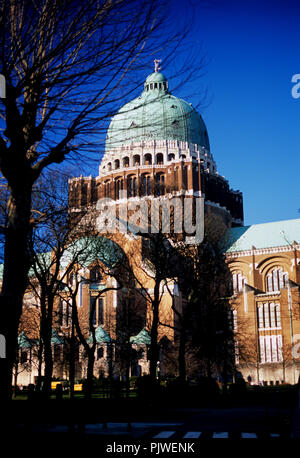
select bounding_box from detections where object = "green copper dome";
[105,72,210,152]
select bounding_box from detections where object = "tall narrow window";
[266,267,288,292]
[258,306,264,328]
[90,267,101,282]
[257,303,281,329]
[259,335,283,363]
[90,297,97,329]
[116,178,123,199]
[174,167,178,190]
[62,300,70,327]
[155,173,165,196]
[182,166,188,190]
[97,347,104,360]
[127,176,137,197]
[232,271,246,293]
[142,174,151,196]
[98,298,104,325]
[133,177,137,197]
[128,177,132,197]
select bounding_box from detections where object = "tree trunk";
[85,350,95,400]
[13,357,19,397]
[178,329,186,382]
[0,185,32,400]
[40,291,56,398]
[42,331,53,398]
[36,339,44,392]
[69,320,75,400]
[125,341,131,399]
[149,279,160,380]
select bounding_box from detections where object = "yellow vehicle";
[74,383,83,392]
[51,381,83,392]
[51,381,63,390]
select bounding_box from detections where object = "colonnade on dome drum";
[69,153,244,227]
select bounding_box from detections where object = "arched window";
[21,351,28,364]
[123,156,129,167]
[90,297,104,329]
[107,162,112,171]
[232,271,246,293]
[133,154,140,166]
[97,347,104,360]
[168,153,175,161]
[59,299,71,327]
[144,153,152,165]
[114,159,120,169]
[127,176,137,197]
[141,174,151,196]
[174,167,178,189]
[182,166,188,190]
[266,267,288,292]
[116,178,123,199]
[104,180,111,197]
[156,153,164,165]
[90,267,102,283]
[155,173,165,196]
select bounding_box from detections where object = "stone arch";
[257,256,290,276]
[144,153,152,165]
[227,260,250,292]
[257,256,290,292]
[156,153,164,165]
[133,154,140,166]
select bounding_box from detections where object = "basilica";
[15,65,300,387]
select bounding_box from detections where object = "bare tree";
[114,284,147,395]
[0,0,205,398]
[61,254,124,400]
[170,215,234,386]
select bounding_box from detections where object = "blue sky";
[170,0,300,225]
[84,0,300,227]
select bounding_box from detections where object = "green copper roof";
[226,218,300,253]
[60,236,124,270]
[105,72,210,152]
[51,328,64,345]
[145,72,168,84]
[130,328,151,345]
[18,331,34,349]
[88,326,112,344]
